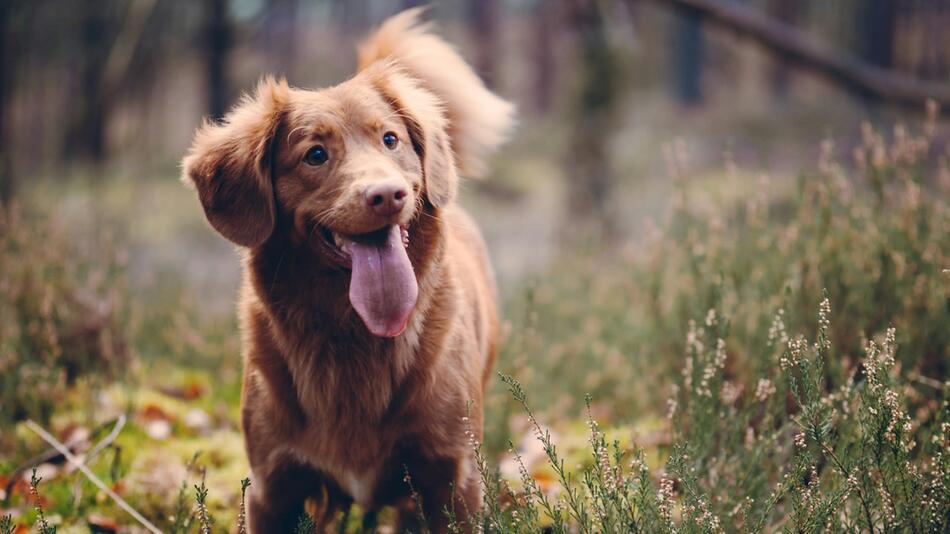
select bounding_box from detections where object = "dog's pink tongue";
[348,225,418,337]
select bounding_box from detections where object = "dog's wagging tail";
[180,8,513,533]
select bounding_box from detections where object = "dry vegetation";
[1,108,949,532]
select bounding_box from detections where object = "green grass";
[2,112,950,531]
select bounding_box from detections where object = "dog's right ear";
[358,8,515,177]
[368,65,459,208]
[181,77,289,248]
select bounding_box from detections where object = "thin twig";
[817,440,876,534]
[85,414,127,462]
[25,419,163,534]
[911,374,945,390]
[72,414,128,510]
[5,415,127,501]
[4,445,76,500]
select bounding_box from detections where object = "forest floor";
[2,95,949,532]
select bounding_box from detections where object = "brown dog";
[181,9,513,533]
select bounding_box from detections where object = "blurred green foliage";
[493,118,949,427]
[473,118,950,531]
[3,116,950,531]
[0,205,128,428]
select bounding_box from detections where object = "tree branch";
[641,0,950,108]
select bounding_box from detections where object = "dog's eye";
[382,132,398,150]
[304,145,329,166]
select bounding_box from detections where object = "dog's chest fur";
[240,215,477,510]
[277,310,430,506]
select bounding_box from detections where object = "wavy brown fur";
[180,9,513,533]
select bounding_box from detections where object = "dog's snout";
[365,182,408,217]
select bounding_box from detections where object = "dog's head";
[181,66,453,246]
[182,9,514,338]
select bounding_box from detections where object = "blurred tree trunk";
[204,0,232,120]
[859,0,894,107]
[468,0,500,88]
[530,0,557,114]
[264,0,297,78]
[861,0,896,70]
[69,0,111,164]
[915,3,947,81]
[768,0,797,99]
[566,0,620,238]
[0,0,13,206]
[335,0,369,35]
[672,4,703,105]
[930,7,950,82]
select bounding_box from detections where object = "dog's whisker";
[269,249,288,296]
[286,125,310,145]
[417,210,469,233]
[379,109,409,123]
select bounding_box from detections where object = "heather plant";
[460,296,950,533]
[0,204,128,428]
[294,512,316,534]
[237,477,251,534]
[493,108,950,427]
[28,468,56,534]
[194,470,215,534]
[3,110,950,532]
[465,109,950,532]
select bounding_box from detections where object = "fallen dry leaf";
[139,404,172,422]
[158,380,206,401]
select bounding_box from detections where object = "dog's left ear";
[372,67,458,208]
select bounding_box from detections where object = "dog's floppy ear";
[371,66,458,208]
[181,76,289,247]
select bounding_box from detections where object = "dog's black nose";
[365,182,408,217]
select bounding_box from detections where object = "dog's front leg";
[247,485,305,534]
[400,459,481,534]
[245,460,326,534]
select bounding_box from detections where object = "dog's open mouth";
[317,224,417,338]
[317,224,410,266]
